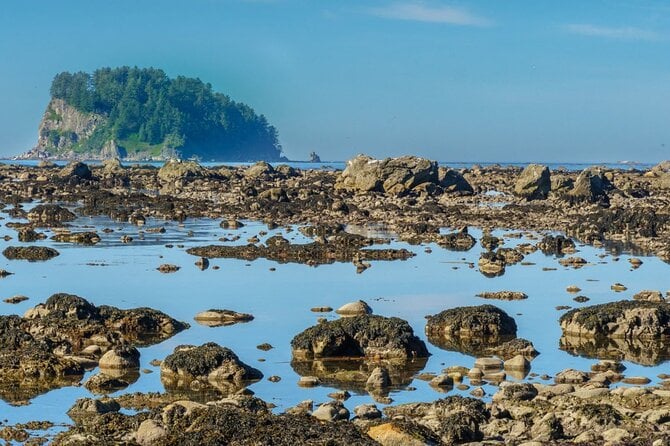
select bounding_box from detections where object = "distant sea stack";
[18,66,286,162]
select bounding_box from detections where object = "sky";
[0,0,668,163]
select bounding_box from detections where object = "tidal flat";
[0,158,670,444]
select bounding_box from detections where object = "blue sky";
[0,0,668,162]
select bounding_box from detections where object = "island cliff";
[18,66,285,162]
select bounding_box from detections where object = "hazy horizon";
[1,0,668,163]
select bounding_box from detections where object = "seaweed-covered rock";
[0,294,186,403]
[186,232,414,266]
[3,246,60,261]
[51,231,101,244]
[477,251,506,276]
[426,305,517,355]
[476,291,528,301]
[484,338,539,360]
[560,300,670,339]
[291,315,429,360]
[57,396,377,445]
[437,227,476,251]
[514,164,550,200]
[27,204,76,225]
[160,343,263,393]
[383,396,488,444]
[537,235,576,256]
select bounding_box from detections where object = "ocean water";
[0,159,656,172]
[1,207,669,429]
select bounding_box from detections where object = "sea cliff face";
[19,98,112,160]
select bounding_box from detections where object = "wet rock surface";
[0,293,187,403]
[160,343,263,395]
[425,305,517,354]
[291,314,429,361]
[3,246,60,261]
[2,158,670,444]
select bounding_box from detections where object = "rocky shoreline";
[1,155,670,444]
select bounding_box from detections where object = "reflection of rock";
[291,315,429,361]
[559,334,670,366]
[160,343,262,396]
[290,357,428,393]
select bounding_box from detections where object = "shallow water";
[1,209,669,428]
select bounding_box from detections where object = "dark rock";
[514,164,550,200]
[291,314,429,361]
[426,305,517,355]
[3,246,60,261]
[161,343,263,394]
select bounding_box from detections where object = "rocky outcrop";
[291,315,429,360]
[336,155,439,195]
[560,300,670,339]
[426,305,517,355]
[514,164,550,199]
[160,343,262,394]
[0,294,186,403]
[438,168,474,194]
[568,167,615,203]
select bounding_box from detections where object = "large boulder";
[560,300,670,339]
[60,161,92,180]
[336,155,439,195]
[160,343,263,393]
[438,168,474,194]
[244,161,275,178]
[157,160,206,187]
[514,164,550,199]
[425,305,517,354]
[291,315,429,360]
[569,167,615,202]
